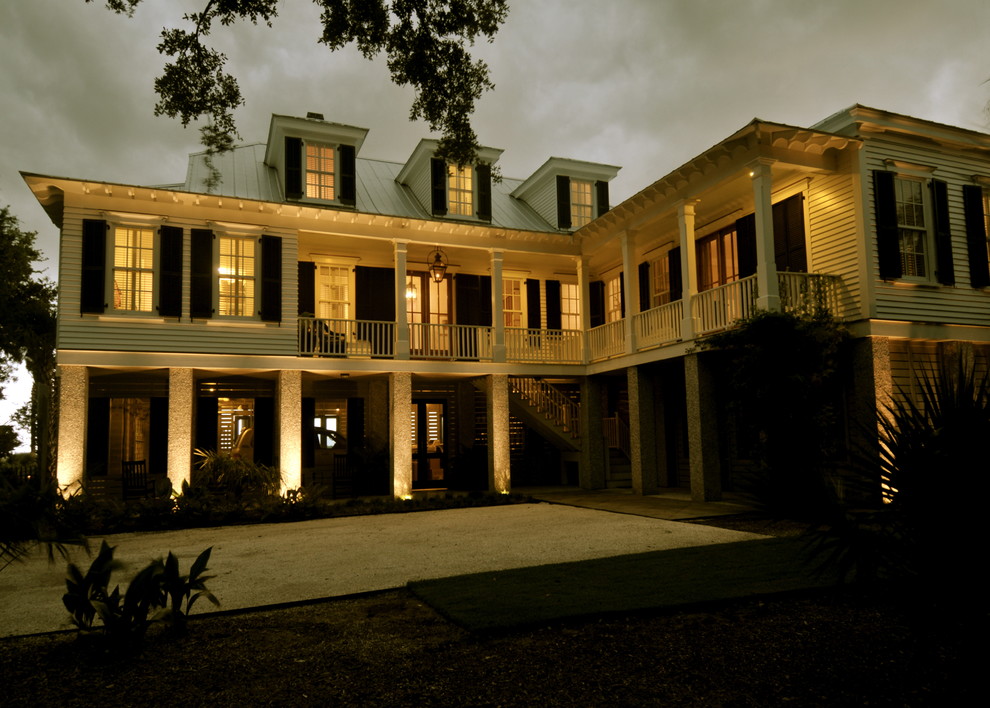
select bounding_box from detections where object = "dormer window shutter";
[81,219,107,314]
[873,170,902,280]
[339,144,356,206]
[260,235,282,323]
[595,180,610,217]
[285,136,303,200]
[431,158,448,216]
[190,229,214,318]
[476,163,492,221]
[930,179,955,286]
[556,175,571,229]
[158,225,183,318]
[963,184,990,288]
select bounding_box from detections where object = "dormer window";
[428,158,492,220]
[305,142,336,201]
[570,179,593,228]
[556,176,609,230]
[448,164,474,216]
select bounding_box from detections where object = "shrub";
[192,448,282,500]
[1,467,85,572]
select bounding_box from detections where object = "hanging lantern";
[428,247,448,283]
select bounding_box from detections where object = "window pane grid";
[448,164,473,216]
[219,236,255,317]
[605,276,622,323]
[318,264,350,319]
[113,227,154,311]
[570,179,593,228]
[503,278,523,327]
[651,256,671,307]
[560,283,580,330]
[895,177,928,278]
[306,143,335,200]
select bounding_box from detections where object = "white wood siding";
[806,166,861,320]
[864,138,990,326]
[526,181,559,229]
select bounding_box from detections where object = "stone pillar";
[394,242,410,359]
[678,200,699,340]
[849,336,892,504]
[684,353,721,502]
[365,378,390,451]
[486,374,511,493]
[389,372,412,498]
[56,365,88,494]
[621,231,638,354]
[167,367,194,493]
[278,369,302,493]
[579,375,607,489]
[628,365,659,495]
[749,158,781,311]
[490,251,505,362]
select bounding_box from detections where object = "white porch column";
[278,369,302,493]
[577,255,591,364]
[56,365,88,494]
[394,241,410,359]
[167,367,194,493]
[390,372,412,498]
[490,250,506,362]
[749,158,781,311]
[486,374,511,493]
[620,231,638,354]
[678,200,700,340]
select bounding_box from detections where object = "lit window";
[306,143,335,200]
[317,264,350,320]
[448,164,473,216]
[605,275,622,323]
[560,283,581,330]
[895,177,928,278]
[651,256,671,307]
[218,236,255,317]
[696,227,739,291]
[503,278,524,327]
[570,179,593,228]
[113,227,154,311]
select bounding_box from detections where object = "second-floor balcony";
[298,271,843,366]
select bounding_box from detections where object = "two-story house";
[22,105,990,503]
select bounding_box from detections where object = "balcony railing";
[692,274,759,336]
[409,322,492,360]
[778,271,842,317]
[587,320,625,362]
[505,327,583,364]
[634,300,683,350]
[299,318,394,357]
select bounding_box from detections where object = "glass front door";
[410,399,446,488]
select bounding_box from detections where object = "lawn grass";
[409,536,840,632]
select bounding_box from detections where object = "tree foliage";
[88,0,508,167]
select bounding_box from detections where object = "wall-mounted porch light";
[427,247,448,283]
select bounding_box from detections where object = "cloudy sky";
[1,0,989,434]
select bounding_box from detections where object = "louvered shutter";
[190,229,214,318]
[556,175,571,229]
[930,179,955,285]
[545,279,562,330]
[81,219,107,314]
[526,279,541,329]
[158,225,183,317]
[339,144,356,206]
[431,158,447,216]
[873,171,902,279]
[285,137,303,200]
[736,213,758,278]
[589,280,605,328]
[476,163,492,221]
[963,184,990,288]
[298,261,316,316]
[638,261,651,312]
[260,235,282,322]
[668,247,682,302]
[595,180,610,217]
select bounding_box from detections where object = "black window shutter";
[431,158,448,216]
[556,175,571,229]
[873,170,902,279]
[347,397,366,449]
[476,163,492,221]
[302,397,316,468]
[589,280,605,328]
[930,179,955,286]
[526,279,541,329]
[963,184,990,288]
[619,275,625,318]
[298,261,316,316]
[254,397,275,467]
[285,137,303,200]
[339,144,356,206]
[195,396,218,453]
[545,279,562,330]
[355,266,396,321]
[260,235,282,322]
[158,225,183,317]
[735,213,758,278]
[81,219,107,314]
[190,229,214,318]
[85,397,110,477]
[149,397,168,478]
[668,247,683,302]
[480,275,493,326]
[595,180,610,217]
[638,261,651,312]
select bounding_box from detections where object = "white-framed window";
[306,142,335,201]
[650,255,671,308]
[894,176,930,279]
[503,277,524,327]
[570,179,593,228]
[218,235,256,317]
[317,264,351,320]
[448,164,473,216]
[112,226,155,312]
[560,282,581,330]
[605,275,622,323]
